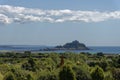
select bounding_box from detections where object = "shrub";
[4,72,16,80]
[91,66,104,80]
[0,72,3,80]
[37,71,58,80]
[73,66,91,80]
[59,65,76,80]
[112,68,120,80]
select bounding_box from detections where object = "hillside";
[41,40,89,51]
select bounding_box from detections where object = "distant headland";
[40,40,89,51]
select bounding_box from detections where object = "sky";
[0,0,120,46]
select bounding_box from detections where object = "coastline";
[0,45,120,54]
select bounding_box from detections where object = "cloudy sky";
[0,0,120,46]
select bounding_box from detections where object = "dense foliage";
[59,65,76,80]
[0,51,119,80]
[91,66,104,80]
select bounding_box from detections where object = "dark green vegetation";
[0,51,120,80]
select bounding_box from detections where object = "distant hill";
[40,40,89,51]
[55,40,89,50]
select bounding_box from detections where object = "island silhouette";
[40,40,89,51]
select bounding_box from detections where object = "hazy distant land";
[40,40,89,51]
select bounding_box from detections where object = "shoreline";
[0,50,119,55]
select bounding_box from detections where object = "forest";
[0,51,120,80]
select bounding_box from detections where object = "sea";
[0,45,120,54]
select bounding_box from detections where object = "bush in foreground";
[91,66,104,80]
[4,72,16,80]
[59,65,76,80]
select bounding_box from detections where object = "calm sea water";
[0,45,120,54]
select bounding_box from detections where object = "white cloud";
[0,14,12,24]
[0,5,120,24]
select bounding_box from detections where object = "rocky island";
[40,40,89,51]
